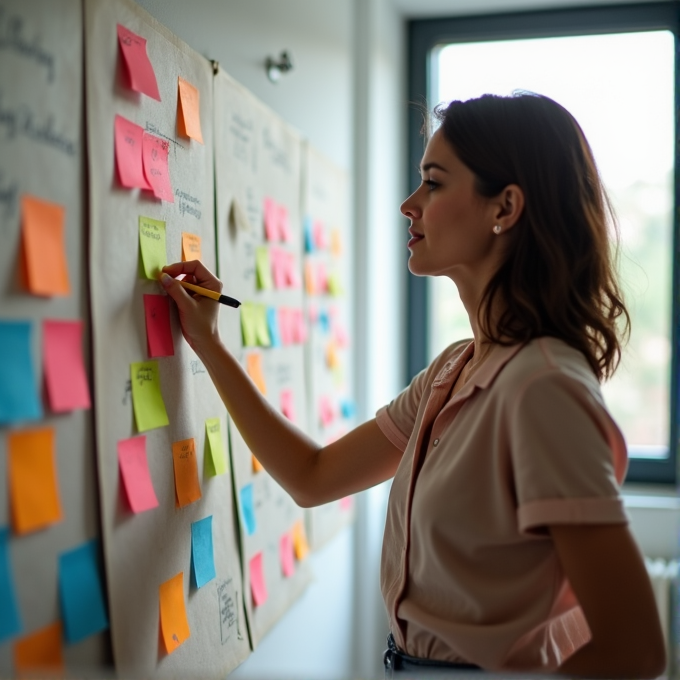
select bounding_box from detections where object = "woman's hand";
[160,260,222,355]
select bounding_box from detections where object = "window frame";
[406,2,680,484]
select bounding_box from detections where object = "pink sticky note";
[278,308,293,346]
[280,389,295,422]
[143,294,174,358]
[142,133,174,202]
[291,309,307,344]
[249,552,268,607]
[263,197,279,241]
[316,263,328,294]
[280,533,295,578]
[114,115,151,190]
[285,252,301,289]
[118,436,159,513]
[307,305,318,323]
[117,24,161,101]
[319,395,335,427]
[43,320,91,413]
[340,496,353,511]
[334,322,350,348]
[313,220,327,249]
[278,205,292,242]
[271,248,287,289]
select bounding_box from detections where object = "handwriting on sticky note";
[177,77,204,143]
[118,436,158,513]
[43,319,91,413]
[205,418,227,476]
[292,520,309,561]
[0,527,21,642]
[142,133,173,202]
[263,197,278,241]
[58,540,109,643]
[172,439,202,508]
[252,455,264,473]
[117,24,161,100]
[246,353,267,395]
[139,216,167,279]
[240,484,256,536]
[0,320,42,425]
[9,428,62,534]
[191,516,216,588]
[280,532,295,578]
[255,246,273,290]
[159,572,190,654]
[181,232,202,262]
[267,307,281,347]
[280,389,295,422]
[21,195,70,296]
[249,552,268,607]
[143,295,174,358]
[114,115,151,190]
[130,361,169,432]
[13,622,64,673]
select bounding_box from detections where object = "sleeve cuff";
[375,406,410,451]
[518,497,629,533]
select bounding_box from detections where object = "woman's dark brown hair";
[434,92,630,381]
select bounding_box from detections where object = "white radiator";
[645,557,678,678]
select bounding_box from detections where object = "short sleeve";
[509,370,629,534]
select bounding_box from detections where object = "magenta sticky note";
[307,305,318,323]
[340,496,353,511]
[143,294,174,358]
[114,115,151,190]
[249,552,268,607]
[285,252,300,289]
[117,24,161,101]
[263,197,278,241]
[279,533,295,578]
[319,395,334,427]
[280,389,295,422]
[278,205,292,242]
[117,436,159,513]
[43,320,91,413]
[271,248,287,289]
[313,220,327,249]
[278,308,293,346]
[291,309,307,344]
[142,133,174,202]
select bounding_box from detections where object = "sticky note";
[143,295,174,358]
[21,195,70,296]
[117,436,158,513]
[314,220,328,249]
[130,361,169,431]
[267,307,281,347]
[13,622,63,673]
[255,246,273,290]
[292,520,309,561]
[271,247,287,289]
[191,516,215,588]
[142,133,173,202]
[177,77,204,143]
[304,261,316,295]
[291,309,307,344]
[334,322,349,348]
[340,496,353,511]
[319,395,335,427]
[205,418,227,476]
[9,428,62,534]
[139,216,167,279]
[58,540,109,643]
[278,308,293,346]
[328,271,343,297]
[252,455,264,473]
[318,309,330,333]
[246,353,267,395]
[159,572,190,654]
[263,197,279,241]
[340,398,356,419]
[43,319,91,413]
[326,341,340,369]
[303,216,314,253]
[114,114,151,190]
[316,263,328,294]
[240,302,258,347]
[280,389,295,422]
[117,24,161,100]
[280,532,295,578]
[308,305,319,323]
[181,232,202,261]
[254,305,271,346]
[331,228,342,256]
[240,484,256,536]
[278,204,292,242]
[285,251,301,288]
[249,552,267,607]
[0,320,42,425]
[172,439,202,507]
[0,527,21,642]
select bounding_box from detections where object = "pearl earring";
[493,225,502,234]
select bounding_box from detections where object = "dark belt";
[384,633,482,677]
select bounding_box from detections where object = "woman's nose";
[400,191,421,219]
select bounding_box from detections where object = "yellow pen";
[177,279,241,308]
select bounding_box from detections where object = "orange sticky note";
[246,353,267,396]
[181,232,202,261]
[172,439,202,508]
[304,260,316,295]
[331,228,342,256]
[249,552,268,607]
[251,454,264,473]
[177,77,204,144]
[13,622,64,673]
[291,520,309,561]
[159,572,190,654]
[9,427,62,534]
[21,195,70,296]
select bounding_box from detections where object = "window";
[407,4,679,483]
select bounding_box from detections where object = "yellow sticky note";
[181,232,202,261]
[246,353,267,395]
[13,622,64,673]
[9,427,62,534]
[331,228,342,257]
[251,454,264,473]
[130,361,169,432]
[255,246,273,290]
[172,438,202,507]
[139,216,167,279]
[327,271,343,297]
[241,302,258,347]
[159,572,191,654]
[291,520,309,561]
[205,418,227,476]
[21,195,70,296]
[177,77,204,144]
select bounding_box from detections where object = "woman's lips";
[408,229,424,248]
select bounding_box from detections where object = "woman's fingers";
[162,260,223,292]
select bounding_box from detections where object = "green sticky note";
[241,302,258,347]
[130,361,169,432]
[139,216,167,279]
[254,304,271,347]
[327,271,343,297]
[255,246,273,290]
[205,418,227,476]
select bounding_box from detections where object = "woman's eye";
[424,179,438,191]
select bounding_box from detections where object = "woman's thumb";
[160,273,190,306]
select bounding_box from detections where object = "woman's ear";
[494,184,524,231]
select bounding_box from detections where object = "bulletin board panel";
[214,69,312,648]
[301,143,356,549]
[0,0,110,675]
[85,0,250,676]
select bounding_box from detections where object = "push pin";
[266,51,293,83]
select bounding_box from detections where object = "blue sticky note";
[318,309,330,334]
[0,527,22,642]
[340,399,356,419]
[303,216,314,253]
[240,484,256,536]
[191,516,216,588]
[58,539,109,643]
[0,320,43,425]
[267,307,281,347]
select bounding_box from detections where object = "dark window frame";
[406,2,680,484]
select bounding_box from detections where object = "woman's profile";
[160,92,666,677]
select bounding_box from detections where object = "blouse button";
[433,438,440,447]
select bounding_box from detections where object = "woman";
[161,93,666,677]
